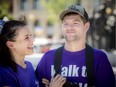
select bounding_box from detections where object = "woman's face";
[8,26,34,57]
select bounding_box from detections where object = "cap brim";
[60,10,85,20]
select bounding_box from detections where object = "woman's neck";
[13,53,26,68]
[15,58,26,68]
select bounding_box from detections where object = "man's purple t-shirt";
[35,48,115,87]
[0,61,38,87]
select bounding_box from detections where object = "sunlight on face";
[62,14,88,42]
[11,26,34,57]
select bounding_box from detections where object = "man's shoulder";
[44,48,57,56]
[39,49,57,62]
[93,48,106,55]
[93,48,108,60]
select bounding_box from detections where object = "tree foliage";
[43,0,80,24]
[0,1,13,20]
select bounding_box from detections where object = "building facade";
[11,0,95,37]
[12,0,112,41]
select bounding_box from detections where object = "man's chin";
[65,37,76,42]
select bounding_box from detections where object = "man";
[35,4,115,87]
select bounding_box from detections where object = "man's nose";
[67,24,73,29]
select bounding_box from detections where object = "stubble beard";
[64,34,78,42]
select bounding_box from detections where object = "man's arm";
[35,53,49,87]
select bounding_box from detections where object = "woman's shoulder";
[0,65,15,77]
[24,61,34,69]
[25,61,32,65]
[0,65,11,72]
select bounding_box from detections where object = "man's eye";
[73,23,79,26]
[73,23,78,24]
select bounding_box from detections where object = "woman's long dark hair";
[0,20,26,72]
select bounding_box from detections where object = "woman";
[0,20,38,87]
[0,20,66,87]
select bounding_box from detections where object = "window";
[33,0,40,9]
[95,0,99,6]
[20,0,28,10]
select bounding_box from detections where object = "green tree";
[0,1,13,20]
[43,0,80,24]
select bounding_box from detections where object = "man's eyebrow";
[73,19,80,22]
[62,20,80,23]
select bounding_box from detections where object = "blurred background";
[0,0,115,77]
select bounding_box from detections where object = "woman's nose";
[30,36,34,43]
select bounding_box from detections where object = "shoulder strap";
[86,44,95,87]
[54,46,63,76]
[54,44,95,87]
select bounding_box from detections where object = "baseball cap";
[60,4,89,21]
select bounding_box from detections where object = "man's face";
[62,14,89,42]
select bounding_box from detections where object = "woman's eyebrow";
[24,34,30,37]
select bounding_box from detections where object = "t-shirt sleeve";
[0,67,17,87]
[26,61,39,87]
[94,50,115,87]
[35,52,48,87]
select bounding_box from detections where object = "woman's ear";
[6,41,14,49]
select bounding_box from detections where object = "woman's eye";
[63,23,68,26]
[30,34,33,37]
[25,37,29,40]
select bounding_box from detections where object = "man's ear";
[6,41,14,49]
[85,22,90,31]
